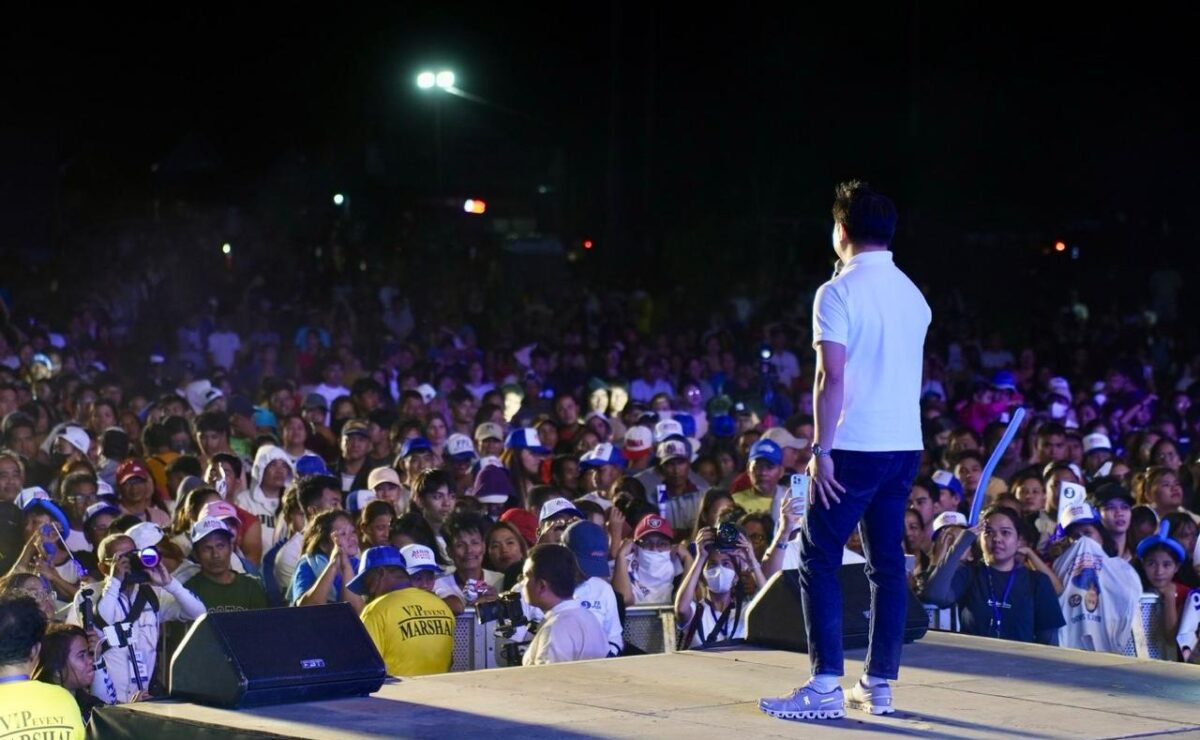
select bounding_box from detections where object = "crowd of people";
[0,241,1198,732]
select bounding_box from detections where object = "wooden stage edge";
[92,632,1200,739]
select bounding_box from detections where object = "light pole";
[416,69,455,189]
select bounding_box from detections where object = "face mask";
[1050,402,1068,420]
[636,549,675,585]
[704,564,736,594]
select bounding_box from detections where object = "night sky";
[2,5,1196,277]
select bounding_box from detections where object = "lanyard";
[985,566,1018,637]
[0,674,29,684]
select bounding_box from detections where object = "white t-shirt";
[273,533,304,599]
[524,577,624,654]
[314,383,351,411]
[685,599,748,648]
[812,250,930,451]
[522,599,609,665]
[207,331,241,370]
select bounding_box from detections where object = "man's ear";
[29,641,41,666]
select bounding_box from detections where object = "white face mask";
[703,564,736,594]
[635,549,675,585]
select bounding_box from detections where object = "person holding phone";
[761,182,930,721]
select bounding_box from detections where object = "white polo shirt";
[812,250,930,452]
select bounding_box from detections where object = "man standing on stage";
[761,181,930,720]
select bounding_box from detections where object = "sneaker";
[759,684,845,721]
[846,679,895,715]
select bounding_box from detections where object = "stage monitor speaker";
[170,603,386,708]
[745,565,928,652]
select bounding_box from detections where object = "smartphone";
[789,474,810,518]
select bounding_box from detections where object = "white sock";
[861,674,889,687]
[808,674,841,693]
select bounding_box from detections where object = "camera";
[476,592,528,629]
[711,522,740,551]
[123,547,160,584]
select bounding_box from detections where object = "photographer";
[72,532,206,701]
[676,526,765,649]
[520,544,608,665]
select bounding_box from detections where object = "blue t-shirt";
[950,564,1065,643]
[288,552,359,605]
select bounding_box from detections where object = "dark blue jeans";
[798,449,921,680]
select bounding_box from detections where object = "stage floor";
[93,632,1200,739]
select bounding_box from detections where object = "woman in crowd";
[921,506,1065,644]
[484,520,528,576]
[1134,521,1190,660]
[279,414,318,466]
[692,487,734,538]
[290,509,363,613]
[1135,466,1197,524]
[675,526,765,648]
[31,623,104,721]
[358,499,395,549]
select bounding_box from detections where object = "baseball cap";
[346,489,377,513]
[990,370,1018,391]
[1135,520,1187,562]
[83,501,120,528]
[190,516,234,545]
[505,428,550,455]
[126,522,164,551]
[399,436,433,458]
[1082,433,1112,455]
[580,443,626,470]
[474,422,505,443]
[226,395,255,418]
[446,433,478,462]
[762,427,807,450]
[931,470,965,499]
[709,414,736,439]
[253,408,278,430]
[563,520,611,579]
[1059,501,1100,531]
[15,487,70,536]
[623,426,653,459]
[341,419,371,438]
[539,497,583,523]
[303,393,329,411]
[57,426,90,456]
[500,508,538,545]
[472,465,514,504]
[398,544,444,576]
[748,439,783,466]
[367,467,402,491]
[416,383,437,403]
[1042,461,1083,481]
[347,546,408,595]
[931,511,968,539]
[296,454,330,476]
[1092,482,1135,509]
[1047,376,1071,399]
[116,459,151,486]
[653,418,685,443]
[634,514,674,542]
[656,439,689,464]
[198,500,239,523]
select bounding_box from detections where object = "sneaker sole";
[846,699,895,716]
[759,705,846,721]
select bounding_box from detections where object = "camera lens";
[138,548,160,569]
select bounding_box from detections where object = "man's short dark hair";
[443,511,489,547]
[527,544,582,600]
[1037,422,1067,440]
[0,595,46,666]
[413,469,453,499]
[832,180,897,246]
[163,415,192,438]
[210,452,244,479]
[352,378,383,397]
[167,455,203,478]
[2,411,34,445]
[142,423,170,452]
[952,449,985,468]
[194,411,231,438]
[297,474,341,512]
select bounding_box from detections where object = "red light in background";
[1054,241,1066,252]
[583,239,594,250]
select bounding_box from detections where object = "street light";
[333,193,345,206]
[416,71,436,89]
[435,70,455,89]
[416,70,455,91]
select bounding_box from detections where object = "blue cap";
[253,407,278,430]
[563,520,610,579]
[399,437,433,458]
[931,470,965,499]
[347,546,408,595]
[579,443,627,470]
[15,487,71,537]
[505,428,550,455]
[748,439,783,466]
[710,414,736,439]
[1135,520,1187,563]
[990,370,1018,391]
[295,453,330,476]
[675,413,697,439]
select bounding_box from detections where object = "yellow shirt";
[0,678,86,739]
[360,587,456,677]
[732,485,783,518]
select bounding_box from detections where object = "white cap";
[932,511,967,536]
[15,486,51,508]
[398,544,443,574]
[346,489,378,513]
[190,516,233,544]
[539,497,582,523]
[185,379,217,415]
[446,433,477,459]
[1082,433,1112,455]
[416,383,437,403]
[58,426,91,456]
[762,427,807,450]
[623,426,653,453]
[127,522,164,551]
[653,418,684,443]
[1059,501,1099,530]
[1047,376,1071,399]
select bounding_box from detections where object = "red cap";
[117,459,151,486]
[499,508,538,547]
[633,514,674,542]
